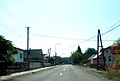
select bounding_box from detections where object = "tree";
[113,38,120,61]
[0,35,16,75]
[84,48,97,55]
[0,35,16,62]
[70,52,82,64]
[76,45,82,54]
[62,57,72,64]
[81,48,97,64]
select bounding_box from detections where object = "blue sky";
[0,0,120,57]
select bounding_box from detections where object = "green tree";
[113,38,120,61]
[54,56,63,64]
[0,35,16,62]
[76,45,82,54]
[84,48,97,54]
[81,48,96,64]
[0,35,16,75]
[71,52,82,64]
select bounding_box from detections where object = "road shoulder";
[77,65,111,81]
[0,65,59,81]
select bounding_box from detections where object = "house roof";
[88,53,102,60]
[88,54,96,60]
[24,49,43,59]
[106,44,118,54]
[14,47,24,51]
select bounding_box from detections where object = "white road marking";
[63,68,66,71]
[60,73,63,76]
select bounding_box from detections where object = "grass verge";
[79,65,120,81]
[88,68,120,81]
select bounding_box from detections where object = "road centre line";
[60,73,63,76]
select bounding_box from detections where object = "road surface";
[12,65,108,81]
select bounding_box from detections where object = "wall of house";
[104,49,113,64]
[13,49,24,62]
[92,58,104,64]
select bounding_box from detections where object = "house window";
[20,53,22,59]
[106,50,108,52]
[109,56,111,62]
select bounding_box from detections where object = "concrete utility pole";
[97,29,105,70]
[26,27,30,62]
[48,48,51,62]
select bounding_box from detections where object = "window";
[109,56,111,62]
[20,53,22,59]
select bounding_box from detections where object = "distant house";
[88,54,96,64]
[84,53,93,60]
[24,49,43,61]
[88,53,104,65]
[13,47,24,62]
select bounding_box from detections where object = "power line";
[30,33,87,40]
[59,22,120,51]
[102,25,120,35]
[0,4,27,26]
[30,33,116,41]
[0,23,25,38]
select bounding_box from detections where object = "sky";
[0,0,120,57]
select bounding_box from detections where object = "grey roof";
[88,54,96,60]
[24,49,43,60]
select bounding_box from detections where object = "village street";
[12,65,108,81]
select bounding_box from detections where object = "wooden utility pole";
[97,29,105,70]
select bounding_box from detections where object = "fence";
[0,62,51,75]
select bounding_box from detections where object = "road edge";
[0,65,59,81]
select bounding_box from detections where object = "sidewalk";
[0,65,58,81]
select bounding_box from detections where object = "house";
[88,54,96,64]
[24,49,43,61]
[84,53,93,60]
[88,53,104,65]
[88,44,118,65]
[104,44,118,64]
[13,47,24,62]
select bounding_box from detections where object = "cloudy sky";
[0,0,120,57]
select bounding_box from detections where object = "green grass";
[91,70,120,81]
[103,73,120,81]
[79,65,89,68]
[79,65,120,81]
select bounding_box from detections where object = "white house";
[13,47,24,62]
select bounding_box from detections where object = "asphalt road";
[12,65,108,81]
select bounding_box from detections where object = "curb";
[0,65,59,81]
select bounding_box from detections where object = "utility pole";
[97,29,105,70]
[26,27,30,69]
[27,27,30,53]
[48,48,51,63]
[54,43,60,65]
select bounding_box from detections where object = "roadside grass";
[79,65,89,68]
[79,65,120,81]
[103,73,120,81]
[90,69,120,81]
